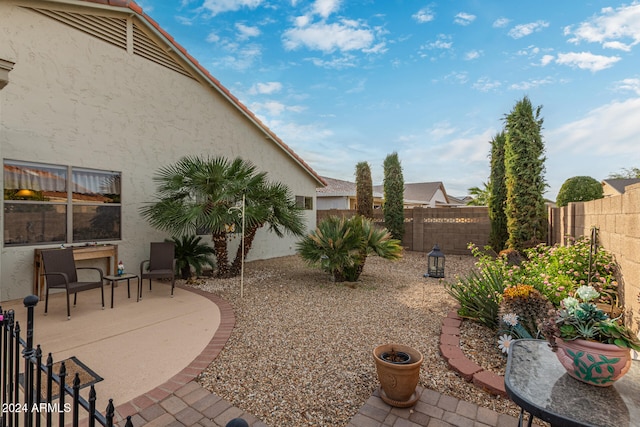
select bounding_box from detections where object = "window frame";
[3,159,122,247]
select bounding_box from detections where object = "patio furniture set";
[38,242,176,319]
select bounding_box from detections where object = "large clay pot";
[555,338,632,387]
[373,344,423,407]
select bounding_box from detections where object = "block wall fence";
[548,182,640,333]
[319,186,640,332]
[316,207,491,256]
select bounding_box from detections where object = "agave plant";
[168,235,216,279]
[297,215,402,282]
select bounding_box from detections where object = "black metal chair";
[139,242,176,297]
[41,248,105,319]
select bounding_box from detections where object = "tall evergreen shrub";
[504,96,547,250]
[382,152,405,241]
[355,161,373,218]
[488,131,508,252]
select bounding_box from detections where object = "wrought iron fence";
[0,295,133,427]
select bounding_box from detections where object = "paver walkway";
[112,285,521,427]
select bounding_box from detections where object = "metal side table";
[505,339,640,427]
[103,273,141,308]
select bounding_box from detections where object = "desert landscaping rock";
[188,251,519,427]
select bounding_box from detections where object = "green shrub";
[297,215,402,282]
[519,237,618,305]
[168,235,216,279]
[447,238,619,331]
[556,176,603,207]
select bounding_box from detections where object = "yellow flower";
[502,284,535,299]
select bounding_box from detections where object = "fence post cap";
[23,294,39,307]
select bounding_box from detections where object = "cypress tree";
[383,152,405,241]
[488,131,508,252]
[504,96,547,250]
[355,161,373,218]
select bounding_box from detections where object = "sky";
[137,0,640,199]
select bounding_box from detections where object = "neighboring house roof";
[63,0,325,187]
[602,178,640,196]
[447,195,469,206]
[372,182,450,206]
[317,177,384,198]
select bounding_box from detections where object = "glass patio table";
[504,339,640,427]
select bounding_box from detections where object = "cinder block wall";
[549,183,640,332]
[316,207,490,255]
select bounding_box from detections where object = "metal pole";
[241,193,245,298]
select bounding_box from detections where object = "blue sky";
[138,0,640,198]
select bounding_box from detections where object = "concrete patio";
[1,281,220,415]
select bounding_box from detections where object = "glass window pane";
[73,205,121,241]
[4,160,67,201]
[3,203,66,245]
[72,168,121,203]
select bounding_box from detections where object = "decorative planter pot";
[555,338,632,387]
[373,344,423,407]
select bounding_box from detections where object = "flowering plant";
[544,285,640,352]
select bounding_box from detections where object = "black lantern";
[424,244,445,278]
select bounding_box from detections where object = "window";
[295,195,313,210]
[3,160,121,246]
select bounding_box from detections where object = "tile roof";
[602,178,640,195]
[66,0,326,187]
[317,177,384,198]
[372,182,448,205]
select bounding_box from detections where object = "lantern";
[424,244,445,278]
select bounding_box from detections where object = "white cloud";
[176,16,194,26]
[602,41,633,51]
[236,23,261,40]
[508,20,550,39]
[614,78,640,95]
[472,78,501,92]
[464,50,482,60]
[444,71,469,85]
[548,97,640,156]
[413,7,435,23]
[454,12,476,26]
[201,0,263,16]
[425,34,453,50]
[212,44,262,70]
[510,77,554,91]
[540,54,555,66]
[307,55,358,69]
[282,20,375,53]
[206,32,220,43]
[428,122,457,140]
[493,17,510,28]
[555,51,621,72]
[249,82,283,95]
[313,0,341,19]
[564,3,640,50]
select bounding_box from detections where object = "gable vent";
[24,7,195,80]
[132,23,194,79]
[27,7,127,50]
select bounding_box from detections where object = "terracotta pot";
[373,344,423,407]
[555,338,632,387]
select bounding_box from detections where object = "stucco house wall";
[0,0,322,301]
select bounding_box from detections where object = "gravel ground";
[189,251,520,427]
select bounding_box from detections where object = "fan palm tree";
[297,215,402,282]
[140,155,305,278]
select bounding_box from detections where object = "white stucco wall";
[0,2,318,301]
[316,196,351,210]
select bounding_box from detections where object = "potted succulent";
[544,285,640,386]
[372,344,423,407]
